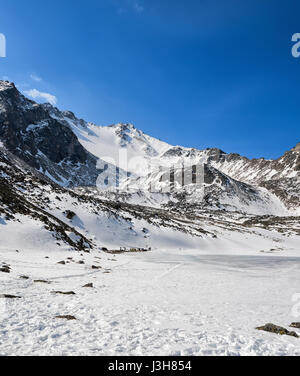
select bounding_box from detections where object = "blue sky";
[1,0,300,158]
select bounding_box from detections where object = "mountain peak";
[110,123,136,131]
[205,147,226,155]
[0,80,16,92]
[292,142,300,153]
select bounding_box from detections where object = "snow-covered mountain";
[32,88,298,215]
[0,80,299,253]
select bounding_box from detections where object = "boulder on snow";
[34,280,51,284]
[55,315,77,321]
[64,210,76,220]
[0,266,10,273]
[256,323,299,338]
[0,294,21,299]
[290,322,300,329]
[52,291,76,295]
[92,265,101,270]
[82,283,93,288]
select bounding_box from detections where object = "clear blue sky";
[1,0,300,158]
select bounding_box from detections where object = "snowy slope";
[52,118,171,176]
[1,140,299,253]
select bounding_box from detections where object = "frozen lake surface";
[0,247,300,356]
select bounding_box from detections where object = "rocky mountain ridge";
[0,80,299,217]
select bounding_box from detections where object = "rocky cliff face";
[161,143,300,184]
[0,81,100,187]
[208,146,300,183]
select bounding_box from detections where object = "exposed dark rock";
[0,294,21,299]
[0,81,100,187]
[256,323,299,338]
[55,315,77,321]
[52,291,76,295]
[0,266,10,273]
[82,283,93,288]
[34,280,51,284]
[65,210,76,220]
[290,322,300,329]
